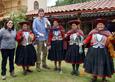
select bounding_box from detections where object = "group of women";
[0,18,115,82]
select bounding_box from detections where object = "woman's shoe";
[26,69,33,73]
[23,70,28,75]
[54,68,58,71]
[2,75,6,80]
[75,71,80,76]
[71,71,76,75]
[102,79,108,82]
[90,78,97,82]
[10,71,16,77]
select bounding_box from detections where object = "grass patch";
[0,53,115,82]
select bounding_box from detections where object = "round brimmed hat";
[95,18,106,25]
[18,21,31,26]
[53,18,60,22]
[68,20,81,25]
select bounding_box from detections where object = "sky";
[47,0,58,6]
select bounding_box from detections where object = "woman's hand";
[65,34,67,38]
[79,43,83,47]
[112,32,115,36]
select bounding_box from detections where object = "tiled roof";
[26,0,115,16]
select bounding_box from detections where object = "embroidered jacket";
[83,29,111,47]
[65,29,84,54]
[83,29,115,57]
[66,29,84,45]
[16,30,35,46]
[48,26,65,46]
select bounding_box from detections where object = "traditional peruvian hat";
[68,20,81,25]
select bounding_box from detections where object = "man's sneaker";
[58,68,63,74]
[36,68,41,72]
[2,75,6,80]
[59,70,63,74]
[42,65,50,69]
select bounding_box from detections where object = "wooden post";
[91,20,94,30]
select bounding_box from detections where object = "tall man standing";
[33,8,51,72]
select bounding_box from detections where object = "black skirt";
[84,47,114,78]
[65,44,85,64]
[48,40,65,61]
[15,44,37,66]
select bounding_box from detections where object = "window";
[17,0,21,6]
[34,1,39,10]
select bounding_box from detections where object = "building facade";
[0,0,47,19]
[27,0,47,12]
[26,0,115,34]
